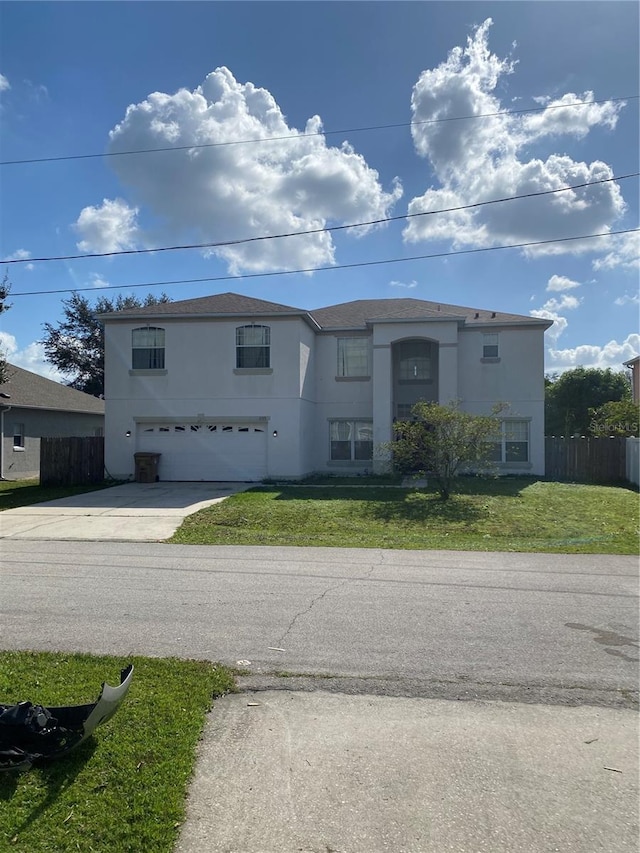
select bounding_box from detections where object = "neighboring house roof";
[0,364,105,415]
[99,291,552,331]
[623,356,640,368]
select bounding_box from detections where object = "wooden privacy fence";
[545,436,627,484]
[40,436,105,487]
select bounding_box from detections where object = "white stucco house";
[101,292,552,482]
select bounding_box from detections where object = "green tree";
[588,399,640,437]
[41,291,171,397]
[0,269,11,384]
[390,401,498,500]
[545,367,631,436]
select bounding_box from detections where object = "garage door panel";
[136,422,267,481]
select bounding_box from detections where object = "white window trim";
[236,324,271,369]
[328,419,374,462]
[132,326,166,370]
[13,422,25,450]
[488,418,530,464]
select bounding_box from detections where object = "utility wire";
[10,228,638,298]
[1,95,636,167]
[2,173,637,266]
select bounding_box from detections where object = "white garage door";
[136,421,268,481]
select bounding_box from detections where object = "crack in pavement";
[276,563,377,647]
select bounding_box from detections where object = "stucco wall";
[1,408,104,479]
[105,315,312,479]
[457,326,546,475]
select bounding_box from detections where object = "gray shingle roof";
[0,364,105,414]
[99,292,306,320]
[308,298,548,329]
[99,291,551,330]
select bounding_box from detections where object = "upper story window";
[337,337,369,377]
[398,341,431,381]
[483,333,499,359]
[132,327,165,369]
[236,325,270,368]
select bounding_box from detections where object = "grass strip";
[168,478,639,554]
[0,651,235,852]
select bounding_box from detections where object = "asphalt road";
[1,542,638,707]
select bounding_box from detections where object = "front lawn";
[0,652,235,853]
[169,478,639,554]
[0,479,116,512]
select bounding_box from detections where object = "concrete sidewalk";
[177,689,639,853]
[0,481,249,541]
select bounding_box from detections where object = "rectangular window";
[236,325,270,368]
[483,333,499,359]
[487,420,529,463]
[132,327,165,369]
[13,423,25,449]
[337,337,369,377]
[329,420,373,461]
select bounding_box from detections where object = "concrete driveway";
[0,481,249,541]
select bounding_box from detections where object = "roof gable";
[99,291,306,320]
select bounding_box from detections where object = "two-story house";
[101,292,551,481]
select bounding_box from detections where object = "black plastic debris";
[0,664,133,771]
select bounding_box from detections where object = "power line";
[10,228,638,298]
[2,173,636,266]
[1,95,636,167]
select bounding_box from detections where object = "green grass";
[0,652,235,853]
[169,477,639,554]
[0,479,118,512]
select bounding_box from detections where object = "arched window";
[236,325,270,368]
[132,327,165,369]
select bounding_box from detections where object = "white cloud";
[0,334,65,381]
[89,273,110,289]
[75,198,140,253]
[547,333,640,370]
[404,20,627,257]
[75,67,402,273]
[530,309,568,342]
[614,292,640,307]
[390,279,418,289]
[541,294,581,312]
[0,74,9,92]
[592,230,640,271]
[2,248,30,261]
[530,290,581,342]
[522,92,622,140]
[546,274,580,292]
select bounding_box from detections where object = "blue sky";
[0,1,638,382]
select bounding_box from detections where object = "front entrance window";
[398,341,431,381]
